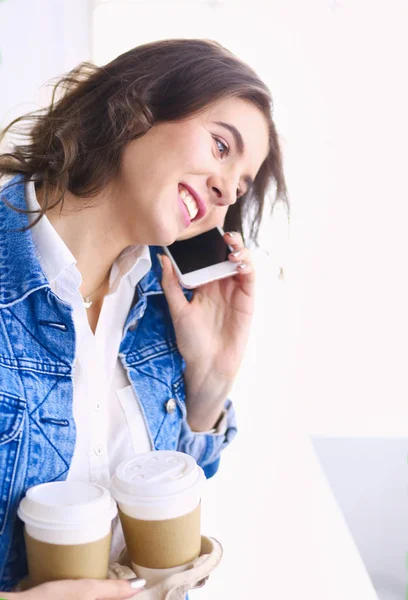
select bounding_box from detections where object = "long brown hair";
[0,38,288,242]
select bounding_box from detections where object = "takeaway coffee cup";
[17,481,117,586]
[110,451,204,585]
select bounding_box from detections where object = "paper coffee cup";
[18,481,117,586]
[110,451,204,576]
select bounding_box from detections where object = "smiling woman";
[115,95,270,245]
[0,38,287,596]
[0,39,286,243]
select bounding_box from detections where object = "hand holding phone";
[159,228,254,430]
[162,226,238,289]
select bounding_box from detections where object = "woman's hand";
[4,578,143,600]
[160,231,255,431]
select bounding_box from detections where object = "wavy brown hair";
[0,38,288,242]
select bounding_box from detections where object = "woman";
[0,38,287,597]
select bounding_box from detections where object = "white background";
[1,1,408,598]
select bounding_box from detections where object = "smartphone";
[162,226,238,289]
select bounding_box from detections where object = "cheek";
[207,207,228,229]
[178,127,213,166]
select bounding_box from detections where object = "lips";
[178,183,206,222]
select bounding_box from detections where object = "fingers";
[224,232,255,279]
[224,231,244,246]
[228,247,251,268]
[25,578,144,600]
[158,254,189,321]
[95,577,145,599]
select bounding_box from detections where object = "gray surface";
[311,437,408,599]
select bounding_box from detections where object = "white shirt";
[26,182,152,557]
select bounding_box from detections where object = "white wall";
[2,1,408,598]
[286,0,408,437]
[0,0,91,127]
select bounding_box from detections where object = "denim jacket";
[0,176,237,590]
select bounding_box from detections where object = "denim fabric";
[0,176,238,590]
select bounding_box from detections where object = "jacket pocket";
[0,392,25,534]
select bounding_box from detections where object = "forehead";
[201,97,270,170]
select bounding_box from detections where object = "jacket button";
[165,399,177,414]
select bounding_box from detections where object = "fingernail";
[226,231,236,237]
[129,577,146,589]
[231,250,241,258]
[238,262,248,269]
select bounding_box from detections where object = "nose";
[207,174,238,207]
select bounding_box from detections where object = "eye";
[214,137,230,159]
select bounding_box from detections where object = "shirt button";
[165,399,177,414]
[94,446,102,456]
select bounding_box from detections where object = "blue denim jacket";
[0,176,237,590]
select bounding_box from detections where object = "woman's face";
[112,96,270,246]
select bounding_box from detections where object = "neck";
[36,185,132,298]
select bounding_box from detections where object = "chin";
[176,223,212,241]
[151,229,180,248]
[133,222,179,247]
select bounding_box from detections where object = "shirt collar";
[109,244,151,291]
[25,180,79,288]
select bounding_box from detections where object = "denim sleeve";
[177,398,237,475]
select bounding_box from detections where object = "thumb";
[158,253,189,321]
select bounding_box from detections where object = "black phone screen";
[164,228,231,274]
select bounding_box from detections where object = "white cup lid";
[18,481,117,531]
[110,451,204,506]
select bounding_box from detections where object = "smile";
[179,184,198,219]
[178,183,206,223]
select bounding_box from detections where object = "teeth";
[183,195,199,219]
[179,185,199,219]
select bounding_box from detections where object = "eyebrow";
[213,120,254,189]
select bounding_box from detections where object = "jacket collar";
[138,247,192,300]
[138,246,165,295]
[0,174,49,308]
